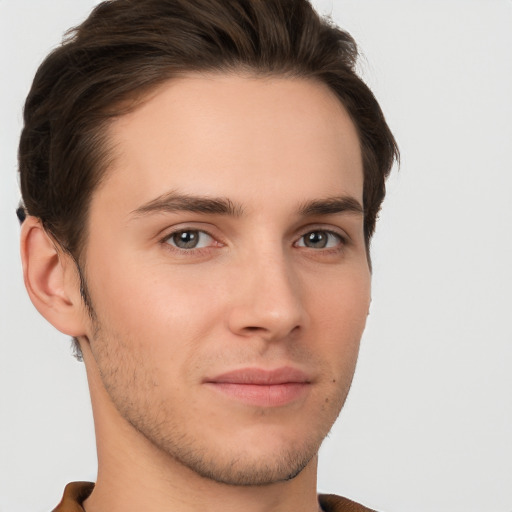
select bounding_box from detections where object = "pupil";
[306,231,327,248]
[174,231,198,248]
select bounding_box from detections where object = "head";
[19,0,398,489]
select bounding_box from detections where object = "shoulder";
[319,493,378,512]
[52,482,94,512]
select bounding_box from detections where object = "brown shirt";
[52,482,376,512]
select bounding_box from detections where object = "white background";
[1,1,511,511]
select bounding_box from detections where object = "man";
[18,0,398,510]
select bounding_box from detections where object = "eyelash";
[160,227,348,255]
[161,228,220,254]
[294,230,347,251]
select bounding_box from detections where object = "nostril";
[244,326,263,332]
[241,323,301,337]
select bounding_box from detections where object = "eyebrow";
[130,191,244,218]
[298,196,364,217]
[130,191,363,220]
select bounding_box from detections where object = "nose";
[226,250,308,342]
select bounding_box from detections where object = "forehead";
[95,73,363,214]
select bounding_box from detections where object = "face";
[80,74,370,485]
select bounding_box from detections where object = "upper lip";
[204,367,311,385]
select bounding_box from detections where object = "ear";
[20,216,88,337]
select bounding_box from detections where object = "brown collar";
[53,482,377,512]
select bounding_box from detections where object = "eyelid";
[159,224,224,254]
[295,224,350,243]
[157,220,222,240]
[295,230,345,249]
[165,229,213,249]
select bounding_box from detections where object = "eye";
[164,230,214,249]
[296,230,343,249]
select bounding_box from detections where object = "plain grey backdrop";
[1,1,511,511]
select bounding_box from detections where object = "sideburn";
[71,257,98,361]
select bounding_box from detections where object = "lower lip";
[205,382,310,407]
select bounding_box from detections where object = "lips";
[203,367,311,407]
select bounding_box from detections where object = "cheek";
[307,266,370,367]
[309,264,371,329]
[86,255,225,356]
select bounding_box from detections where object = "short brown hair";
[19,0,398,262]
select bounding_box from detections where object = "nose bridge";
[228,240,307,340]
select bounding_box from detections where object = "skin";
[21,74,370,512]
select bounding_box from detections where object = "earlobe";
[20,216,87,337]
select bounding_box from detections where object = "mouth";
[203,367,312,407]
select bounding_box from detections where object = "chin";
[122,405,323,486]
[164,436,320,486]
